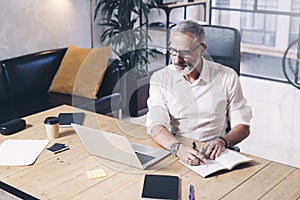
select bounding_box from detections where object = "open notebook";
[180,149,253,178]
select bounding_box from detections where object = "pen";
[189,184,194,200]
[193,141,202,165]
[192,142,197,150]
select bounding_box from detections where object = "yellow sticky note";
[86,169,107,179]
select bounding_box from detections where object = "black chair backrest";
[202,25,241,76]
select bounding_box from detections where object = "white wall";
[0,0,92,60]
[1,0,205,62]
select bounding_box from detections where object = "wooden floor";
[125,76,300,168]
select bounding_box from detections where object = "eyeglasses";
[168,43,205,59]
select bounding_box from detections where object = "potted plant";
[94,0,158,116]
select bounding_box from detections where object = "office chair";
[202,25,241,76]
[202,25,241,151]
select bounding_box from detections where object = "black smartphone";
[57,112,85,128]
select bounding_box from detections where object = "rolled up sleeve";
[227,73,252,128]
[146,73,171,134]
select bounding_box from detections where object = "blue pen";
[189,184,194,200]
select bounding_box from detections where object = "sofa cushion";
[0,91,122,124]
[97,59,120,98]
[2,48,67,99]
[0,93,53,124]
[49,45,112,99]
[47,92,93,108]
[79,93,121,115]
[0,92,92,124]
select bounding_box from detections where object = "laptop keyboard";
[135,152,155,165]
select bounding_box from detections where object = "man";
[146,20,252,166]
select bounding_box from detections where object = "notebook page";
[179,159,226,178]
[215,149,253,169]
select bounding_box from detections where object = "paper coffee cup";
[44,117,59,139]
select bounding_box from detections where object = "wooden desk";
[1,105,300,199]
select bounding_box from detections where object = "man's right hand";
[150,125,206,166]
[176,144,206,166]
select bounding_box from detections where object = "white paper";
[0,139,49,166]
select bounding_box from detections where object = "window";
[288,0,300,44]
[215,0,229,7]
[210,0,300,81]
[213,0,230,25]
[240,0,277,46]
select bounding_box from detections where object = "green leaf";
[94,0,159,73]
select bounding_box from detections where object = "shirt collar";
[186,57,210,87]
[167,57,210,85]
[198,57,210,83]
[167,65,184,84]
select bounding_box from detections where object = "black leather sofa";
[0,48,125,124]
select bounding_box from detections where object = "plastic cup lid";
[44,117,59,125]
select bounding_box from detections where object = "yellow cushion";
[49,45,112,99]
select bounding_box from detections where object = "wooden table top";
[1,105,300,199]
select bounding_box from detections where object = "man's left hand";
[200,138,226,160]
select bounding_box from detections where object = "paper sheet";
[0,139,49,166]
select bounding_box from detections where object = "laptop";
[72,124,170,169]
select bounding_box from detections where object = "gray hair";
[171,20,205,41]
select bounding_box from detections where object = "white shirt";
[146,58,252,141]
